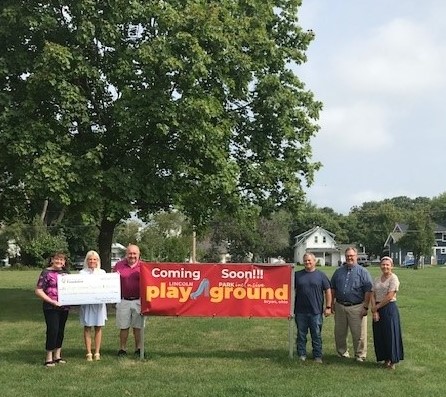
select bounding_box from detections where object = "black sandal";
[44,361,55,367]
[54,358,67,364]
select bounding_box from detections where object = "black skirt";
[372,301,404,363]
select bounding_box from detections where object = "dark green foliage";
[0,1,322,270]
[3,218,68,267]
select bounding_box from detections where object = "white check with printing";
[57,273,121,305]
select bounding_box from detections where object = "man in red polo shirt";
[113,244,144,357]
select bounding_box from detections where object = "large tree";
[291,202,348,244]
[203,208,292,263]
[348,201,404,257]
[0,0,321,270]
[430,192,446,227]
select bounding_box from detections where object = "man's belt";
[336,301,361,307]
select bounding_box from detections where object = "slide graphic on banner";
[140,263,292,318]
[190,278,210,299]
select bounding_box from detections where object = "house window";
[441,248,446,254]
[323,236,326,243]
[314,236,318,243]
[443,234,446,242]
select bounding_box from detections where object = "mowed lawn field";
[0,266,445,397]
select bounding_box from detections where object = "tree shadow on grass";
[147,348,289,361]
[144,349,379,369]
[0,288,42,322]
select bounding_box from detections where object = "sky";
[296,0,446,214]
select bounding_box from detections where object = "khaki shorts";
[116,299,145,329]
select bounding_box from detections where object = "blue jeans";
[295,313,323,358]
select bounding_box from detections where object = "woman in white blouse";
[371,256,404,370]
[79,250,108,361]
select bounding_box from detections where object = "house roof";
[384,222,446,248]
[383,232,404,247]
[393,223,408,233]
[294,226,338,249]
[393,222,446,233]
[434,223,446,232]
[294,226,335,243]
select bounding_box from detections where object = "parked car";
[111,258,121,269]
[357,254,369,267]
[72,256,85,270]
[401,255,415,267]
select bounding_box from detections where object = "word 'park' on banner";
[140,262,292,317]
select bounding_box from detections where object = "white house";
[293,226,340,266]
[1,239,20,267]
[111,243,126,268]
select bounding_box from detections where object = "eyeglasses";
[346,255,356,258]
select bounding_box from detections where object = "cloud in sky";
[297,0,446,214]
[337,18,446,96]
[319,102,393,151]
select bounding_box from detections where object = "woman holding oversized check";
[35,252,71,367]
[79,250,108,361]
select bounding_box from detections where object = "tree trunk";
[55,207,66,225]
[414,254,419,270]
[40,199,48,223]
[98,218,118,273]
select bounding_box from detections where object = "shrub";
[20,233,68,267]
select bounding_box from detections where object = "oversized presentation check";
[57,273,121,305]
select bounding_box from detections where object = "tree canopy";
[0,0,322,269]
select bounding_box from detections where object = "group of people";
[35,244,143,367]
[294,247,404,369]
[35,244,404,369]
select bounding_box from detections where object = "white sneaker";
[298,356,306,361]
[356,357,365,362]
[314,358,323,364]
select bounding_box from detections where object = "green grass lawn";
[0,266,445,397]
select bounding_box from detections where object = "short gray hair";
[303,252,316,261]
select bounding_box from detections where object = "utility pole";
[192,226,196,263]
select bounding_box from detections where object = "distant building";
[111,243,126,268]
[1,239,20,267]
[383,222,446,265]
[293,226,340,266]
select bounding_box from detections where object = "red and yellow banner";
[140,262,292,317]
